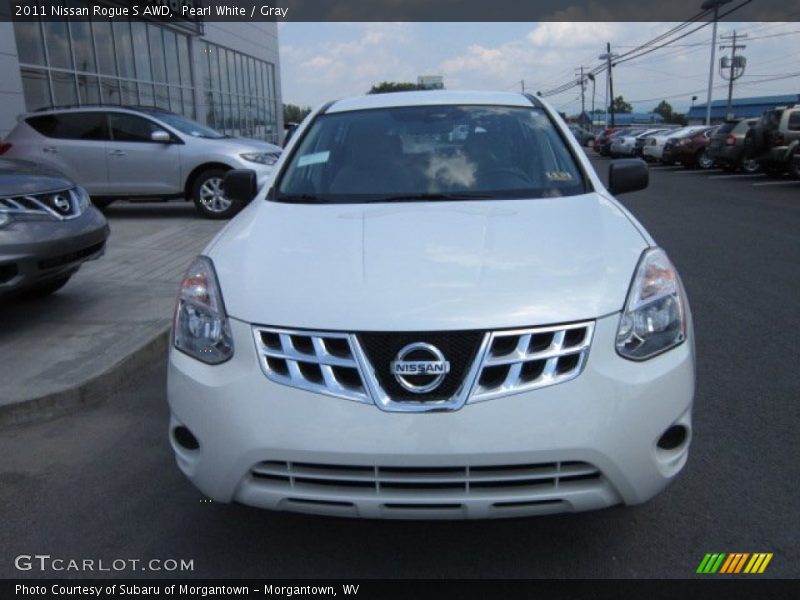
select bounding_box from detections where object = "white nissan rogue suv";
[167,91,695,519]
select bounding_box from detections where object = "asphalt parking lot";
[1,159,798,579]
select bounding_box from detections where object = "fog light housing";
[173,425,200,451]
[657,424,688,451]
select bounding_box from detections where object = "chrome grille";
[471,322,594,403]
[0,187,81,220]
[250,460,602,496]
[253,327,370,403]
[252,321,594,409]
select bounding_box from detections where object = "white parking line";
[752,180,800,187]
[709,173,765,180]
[674,169,724,174]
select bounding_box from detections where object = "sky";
[278,22,800,115]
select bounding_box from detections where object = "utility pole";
[520,80,525,94]
[575,66,586,119]
[701,0,732,126]
[599,44,618,127]
[720,30,747,118]
[587,72,596,131]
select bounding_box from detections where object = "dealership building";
[0,5,282,142]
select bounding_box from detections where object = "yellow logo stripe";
[758,553,773,574]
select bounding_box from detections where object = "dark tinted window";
[716,122,738,135]
[788,112,800,131]
[26,112,109,140]
[109,113,164,142]
[278,105,587,203]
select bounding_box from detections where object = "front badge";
[390,342,450,394]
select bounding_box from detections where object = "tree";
[368,81,425,94]
[283,103,311,125]
[651,100,688,125]
[610,96,633,114]
[653,100,674,122]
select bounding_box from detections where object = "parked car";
[1,106,282,219]
[0,158,109,299]
[593,127,617,156]
[661,126,716,169]
[643,126,709,163]
[707,118,760,173]
[612,128,670,158]
[167,91,694,519]
[743,105,800,177]
[568,125,595,147]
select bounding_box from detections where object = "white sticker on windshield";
[297,151,330,167]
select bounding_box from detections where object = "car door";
[106,112,182,196]
[23,112,110,195]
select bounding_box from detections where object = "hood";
[198,136,281,154]
[0,158,75,196]
[209,193,648,331]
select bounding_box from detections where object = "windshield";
[143,111,226,139]
[276,105,587,203]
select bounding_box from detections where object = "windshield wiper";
[364,192,497,203]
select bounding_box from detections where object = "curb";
[0,327,170,428]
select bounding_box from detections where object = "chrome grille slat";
[0,188,79,220]
[252,327,370,404]
[252,321,594,408]
[250,460,603,496]
[470,321,594,403]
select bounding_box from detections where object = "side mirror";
[150,130,171,143]
[608,158,649,195]
[224,169,258,204]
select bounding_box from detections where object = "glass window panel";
[100,78,121,105]
[148,25,167,83]
[154,84,170,109]
[183,88,195,120]
[113,21,135,79]
[235,53,244,95]
[20,68,51,111]
[27,112,108,140]
[69,20,96,73]
[43,22,73,70]
[14,22,46,66]
[223,94,233,133]
[120,80,138,105]
[209,45,220,91]
[131,22,151,81]
[109,113,161,142]
[177,35,191,87]
[169,86,181,112]
[199,42,212,90]
[93,21,116,76]
[138,83,154,107]
[76,74,101,104]
[227,50,236,95]
[249,58,256,98]
[163,30,180,85]
[51,72,78,106]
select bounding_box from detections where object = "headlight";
[240,152,280,166]
[173,256,233,365]
[616,248,686,360]
[74,186,90,213]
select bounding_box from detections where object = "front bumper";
[0,207,109,296]
[167,313,695,519]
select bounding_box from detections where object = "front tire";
[739,155,761,174]
[695,149,714,170]
[191,169,241,220]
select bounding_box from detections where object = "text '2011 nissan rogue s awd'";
[167,91,695,519]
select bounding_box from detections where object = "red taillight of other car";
[725,135,736,146]
[772,133,785,147]
[0,143,11,155]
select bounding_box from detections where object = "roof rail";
[31,103,176,114]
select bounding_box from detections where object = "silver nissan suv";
[1,106,281,219]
